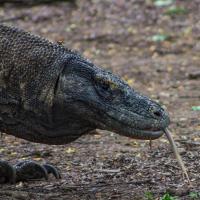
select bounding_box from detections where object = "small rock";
[188,71,200,79]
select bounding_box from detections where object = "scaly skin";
[0,24,170,183]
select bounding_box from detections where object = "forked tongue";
[164,128,191,186]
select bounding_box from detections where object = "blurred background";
[0,0,200,199]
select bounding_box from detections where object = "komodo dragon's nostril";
[150,107,163,119]
[153,110,162,117]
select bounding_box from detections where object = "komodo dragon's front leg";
[0,160,61,183]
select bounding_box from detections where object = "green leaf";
[192,106,200,111]
[152,34,169,42]
[165,6,188,15]
[161,193,177,200]
[145,191,154,200]
[154,0,174,7]
[189,192,199,199]
[144,192,154,200]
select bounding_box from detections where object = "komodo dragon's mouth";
[112,126,164,140]
[102,109,168,140]
[129,128,164,140]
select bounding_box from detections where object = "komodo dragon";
[0,24,170,183]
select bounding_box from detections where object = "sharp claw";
[15,160,48,182]
[43,164,61,179]
[0,161,16,184]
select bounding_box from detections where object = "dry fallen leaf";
[65,147,76,154]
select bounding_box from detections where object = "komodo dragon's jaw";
[54,58,170,140]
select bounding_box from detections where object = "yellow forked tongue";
[164,128,191,186]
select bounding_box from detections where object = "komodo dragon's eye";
[98,79,111,91]
[95,77,122,101]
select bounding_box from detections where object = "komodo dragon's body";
[0,24,170,183]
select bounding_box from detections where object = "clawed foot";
[0,160,61,184]
[0,161,16,184]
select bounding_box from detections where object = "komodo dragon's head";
[55,55,170,140]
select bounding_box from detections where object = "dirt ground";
[0,0,200,199]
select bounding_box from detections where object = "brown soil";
[0,0,200,199]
